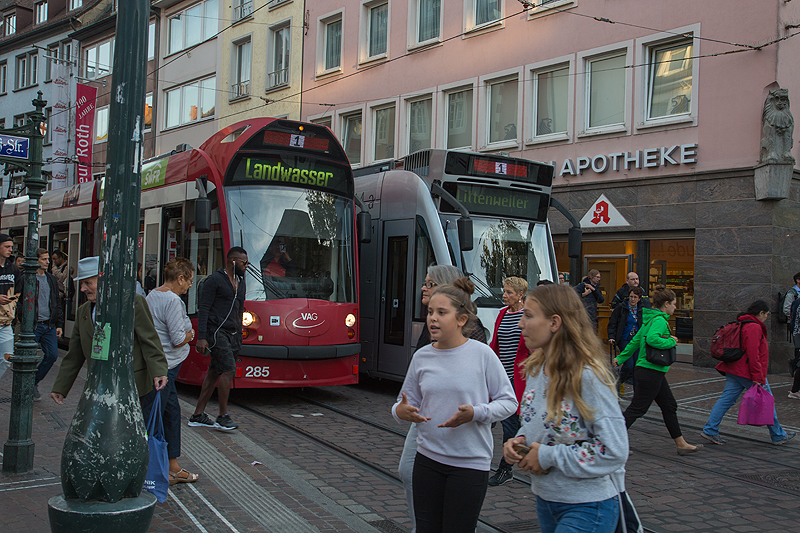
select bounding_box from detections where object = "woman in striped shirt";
[488,276,529,486]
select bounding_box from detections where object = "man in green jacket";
[50,257,167,404]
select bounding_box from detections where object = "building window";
[408,97,432,153]
[415,0,440,44]
[5,14,16,36]
[84,39,113,80]
[647,40,693,120]
[70,0,83,9]
[267,24,290,90]
[323,16,342,72]
[487,77,518,144]
[165,76,216,129]
[373,105,395,161]
[533,64,568,137]
[368,3,388,58]
[0,62,7,94]
[14,114,27,127]
[587,53,626,129]
[233,0,254,22]
[311,116,332,129]
[16,52,38,90]
[148,22,156,61]
[95,106,109,143]
[231,38,251,99]
[144,93,153,132]
[341,112,362,165]
[167,0,219,55]
[36,2,48,24]
[446,88,473,149]
[472,0,500,28]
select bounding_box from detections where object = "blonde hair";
[503,276,528,294]
[521,284,617,422]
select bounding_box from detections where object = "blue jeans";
[536,495,619,533]
[34,323,59,386]
[703,374,786,442]
[141,363,184,459]
[498,413,521,470]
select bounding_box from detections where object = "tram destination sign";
[228,154,352,196]
[442,182,549,222]
[0,134,30,161]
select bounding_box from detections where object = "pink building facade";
[301,0,800,369]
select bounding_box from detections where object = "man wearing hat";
[0,234,22,380]
[50,257,168,404]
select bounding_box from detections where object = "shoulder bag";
[644,318,676,366]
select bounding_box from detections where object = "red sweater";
[715,315,768,383]
[489,306,530,414]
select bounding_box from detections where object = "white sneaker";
[788,391,800,400]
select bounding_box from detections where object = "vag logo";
[301,312,317,321]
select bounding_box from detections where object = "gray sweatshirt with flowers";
[516,367,629,503]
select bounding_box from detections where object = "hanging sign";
[580,194,630,228]
[75,84,98,184]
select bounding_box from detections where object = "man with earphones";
[189,247,248,431]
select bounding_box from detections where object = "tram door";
[378,220,415,377]
[64,221,82,338]
[143,207,163,286]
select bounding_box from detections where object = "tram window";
[413,216,435,322]
[384,236,408,346]
[187,202,223,315]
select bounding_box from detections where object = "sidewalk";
[0,352,384,533]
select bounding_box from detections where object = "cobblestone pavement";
[1,355,798,533]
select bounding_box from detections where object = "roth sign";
[0,134,30,160]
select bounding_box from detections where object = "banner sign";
[51,63,70,189]
[75,84,97,184]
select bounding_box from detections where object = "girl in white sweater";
[393,278,516,533]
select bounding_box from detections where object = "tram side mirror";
[458,217,473,252]
[568,227,582,258]
[196,197,211,234]
[357,211,372,243]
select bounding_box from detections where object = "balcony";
[266,68,289,90]
[230,80,250,100]
[232,1,254,23]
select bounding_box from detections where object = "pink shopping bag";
[737,383,775,426]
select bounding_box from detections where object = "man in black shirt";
[189,247,248,431]
[0,234,22,380]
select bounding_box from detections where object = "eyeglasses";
[423,281,438,289]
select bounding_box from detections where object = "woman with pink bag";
[701,300,796,446]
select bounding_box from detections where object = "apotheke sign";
[558,143,698,177]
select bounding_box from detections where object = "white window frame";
[408,0,443,50]
[70,0,83,10]
[163,76,216,130]
[16,52,39,90]
[398,89,436,156]
[95,106,109,144]
[232,0,254,23]
[635,24,699,132]
[463,0,504,35]
[35,2,48,25]
[367,98,399,163]
[0,62,7,95]
[5,14,16,36]
[83,39,114,80]
[359,1,389,65]
[166,0,219,56]
[147,22,156,61]
[576,41,633,138]
[526,0,576,21]
[266,19,291,92]
[230,36,252,101]
[317,10,344,77]
[336,104,366,168]
[477,67,523,151]
[269,0,293,11]
[525,54,573,145]
[436,78,478,150]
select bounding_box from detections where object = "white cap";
[75,257,99,281]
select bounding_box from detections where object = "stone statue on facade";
[759,88,795,165]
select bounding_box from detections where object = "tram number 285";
[244,366,270,378]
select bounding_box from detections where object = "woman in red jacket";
[701,300,796,445]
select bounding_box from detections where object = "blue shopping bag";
[144,391,169,502]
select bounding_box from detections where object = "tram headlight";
[345,313,356,327]
[242,311,256,327]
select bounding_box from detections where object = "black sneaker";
[487,468,513,486]
[188,412,216,428]
[33,385,41,402]
[215,414,238,431]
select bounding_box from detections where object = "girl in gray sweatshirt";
[503,283,629,533]
[393,278,516,533]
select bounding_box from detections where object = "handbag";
[644,342,676,366]
[737,383,775,426]
[144,391,170,503]
[610,474,643,533]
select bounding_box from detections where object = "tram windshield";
[459,218,554,308]
[225,186,356,303]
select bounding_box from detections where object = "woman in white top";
[145,257,197,484]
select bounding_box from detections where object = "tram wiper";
[248,263,289,300]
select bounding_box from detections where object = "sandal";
[169,469,199,485]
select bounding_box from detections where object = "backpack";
[791,297,800,331]
[710,320,757,362]
[777,291,789,324]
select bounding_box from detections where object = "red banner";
[75,84,97,184]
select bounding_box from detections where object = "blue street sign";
[0,134,30,160]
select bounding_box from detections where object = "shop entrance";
[583,254,634,341]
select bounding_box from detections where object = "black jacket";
[574,277,604,326]
[33,271,64,329]
[607,300,644,346]
[197,268,245,339]
[610,284,650,309]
